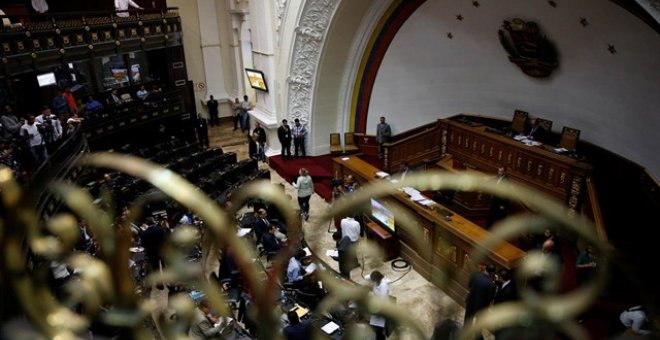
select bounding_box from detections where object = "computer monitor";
[370,198,395,233]
[245,68,269,92]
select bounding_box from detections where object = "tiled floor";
[206,121,466,338]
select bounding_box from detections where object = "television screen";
[245,68,269,92]
[37,72,57,87]
[371,198,395,232]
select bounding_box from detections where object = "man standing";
[486,166,509,228]
[240,95,253,132]
[1,105,21,140]
[292,118,307,157]
[464,263,497,326]
[231,97,241,131]
[206,95,219,127]
[114,0,143,17]
[376,116,391,159]
[21,115,48,166]
[253,122,266,162]
[278,119,292,160]
[196,113,209,148]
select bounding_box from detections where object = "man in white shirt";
[21,115,48,165]
[340,216,361,242]
[114,0,142,17]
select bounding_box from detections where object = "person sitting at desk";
[254,208,287,243]
[343,174,359,193]
[287,249,311,287]
[189,298,232,339]
[526,118,547,143]
[283,310,312,340]
[397,160,411,181]
[261,224,284,255]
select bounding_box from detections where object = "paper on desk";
[303,247,312,257]
[341,157,350,161]
[321,321,340,334]
[326,249,339,257]
[418,199,435,206]
[305,263,317,274]
[554,147,568,153]
[376,171,390,178]
[236,228,252,237]
[513,134,527,141]
[403,187,420,196]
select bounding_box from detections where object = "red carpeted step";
[268,154,336,202]
[315,182,334,202]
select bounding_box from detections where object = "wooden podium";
[365,220,399,261]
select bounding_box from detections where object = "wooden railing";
[582,177,607,242]
[382,120,443,172]
[0,8,181,74]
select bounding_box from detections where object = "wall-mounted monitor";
[370,198,395,233]
[37,72,57,87]
[245,68,269,92]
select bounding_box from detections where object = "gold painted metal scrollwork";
[0,151,621,339]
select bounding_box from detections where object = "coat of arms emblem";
[498,18,559,78]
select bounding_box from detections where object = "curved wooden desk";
[332,156,525,304]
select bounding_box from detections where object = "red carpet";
[268,155,335,202]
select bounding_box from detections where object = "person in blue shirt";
[287,249,309,286]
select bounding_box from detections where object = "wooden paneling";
[333,156,525,305]
[382,120,443,172]
[441,118,592,210]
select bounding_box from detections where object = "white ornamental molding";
[287,0,339,126]
[276,0,287,32]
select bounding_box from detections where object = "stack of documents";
[326,249,339,257]
[321,321,340,334]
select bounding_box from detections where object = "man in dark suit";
[494,269,517,304]
[277,119,292,160]
[206,95,219,126]
[283,311,311,340]
[464,263,497,325]
[486,166,510,228]
[261,224,282,255]
[527,118,547,142]
[196,113,209,148]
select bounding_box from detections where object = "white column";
[197,0,229,101]
[247,0,280,156]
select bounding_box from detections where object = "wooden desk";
[365,221,399,261]
[440,117,592,212]
[434,154,492,219]
[333,156,525,304]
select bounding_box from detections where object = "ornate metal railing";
[0,149,640,339]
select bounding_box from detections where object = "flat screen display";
[245,68,269,92]
[37,72,57,87]
[371,198,395,232]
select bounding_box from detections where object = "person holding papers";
[287,249,312,288]
[367,271,390,340]
[189,298,232,339]
[331,230,359,279]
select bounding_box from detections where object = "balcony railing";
[0,8,181,73]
